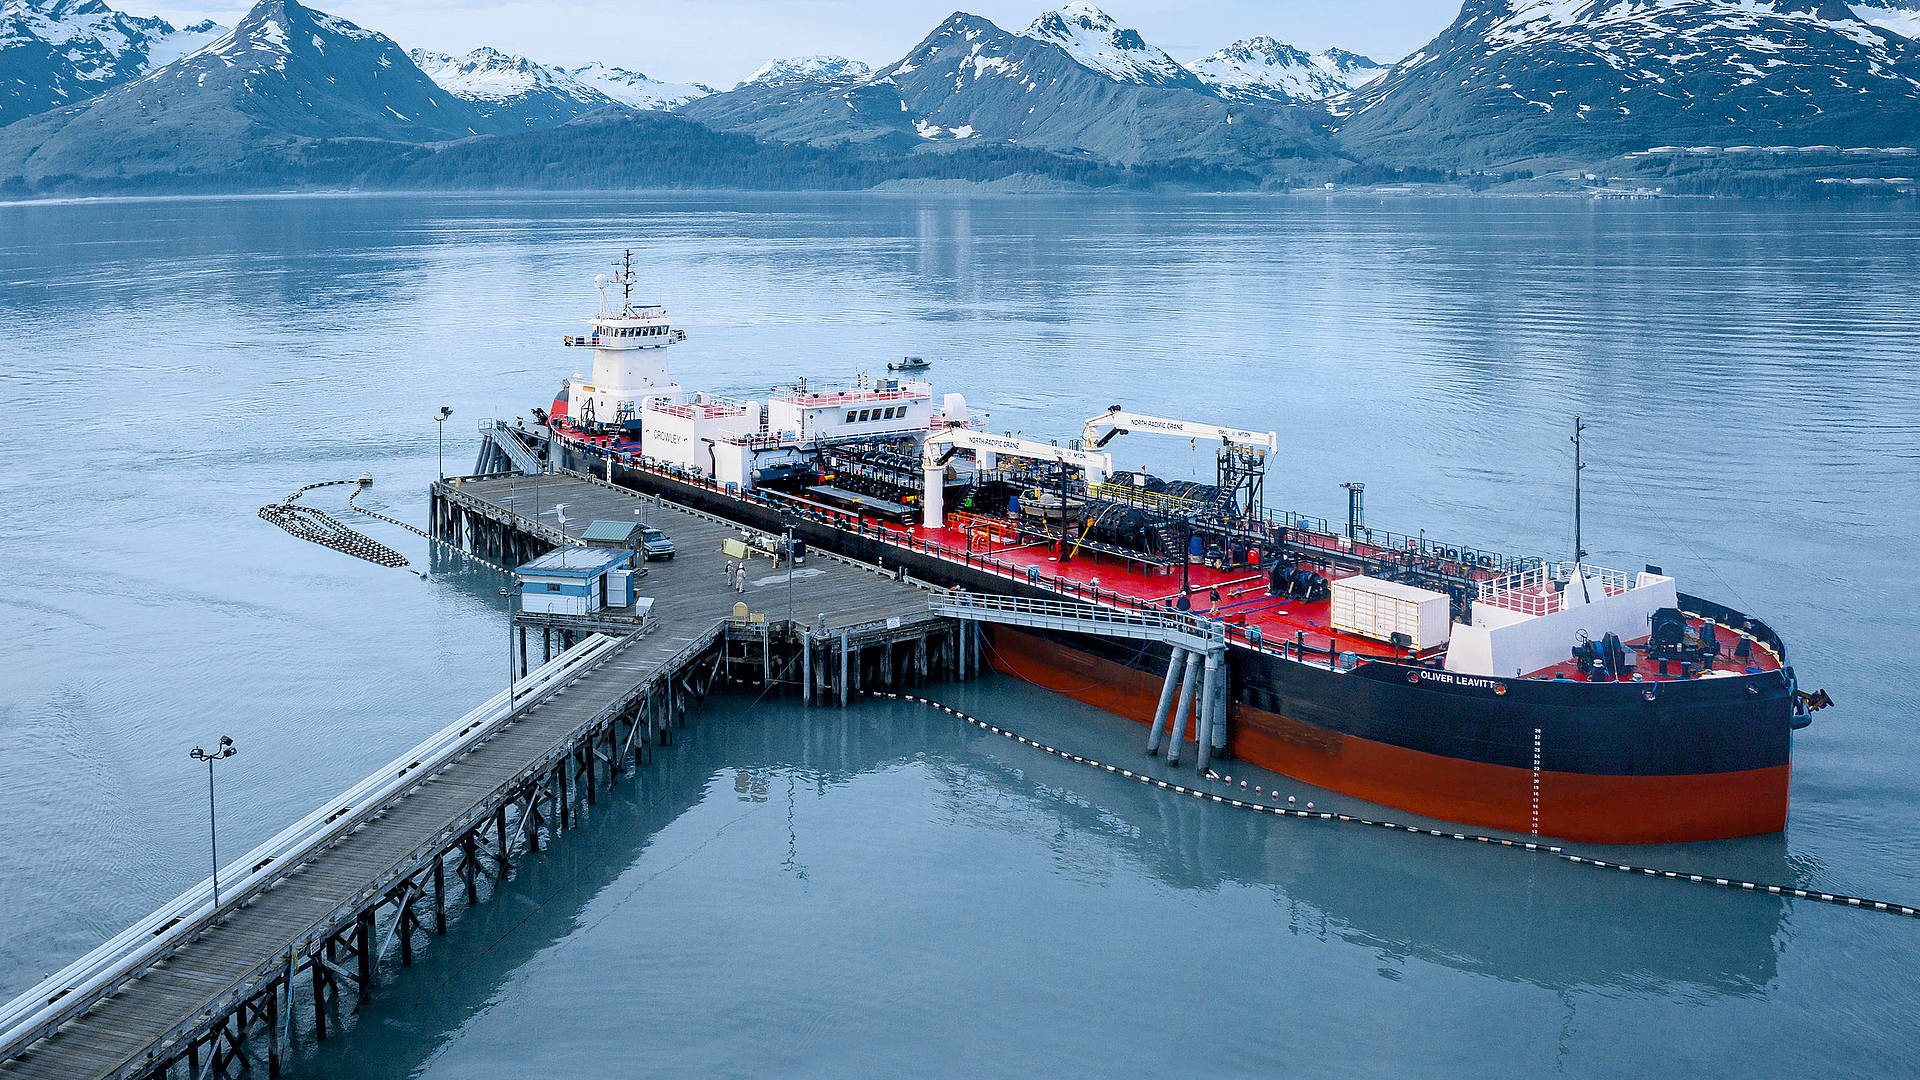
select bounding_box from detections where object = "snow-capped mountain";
[565,61,711,109]
[736,55,869,88]
[1339,0,1920,168]
[1852,0,1920,37]
[685,10,1328,172]
[0,0,224,124]
[0,0,492,183]
[407,49,714,125]
[1019,1,1202,88]
[1188,37,1386,103]
[411,46,619,128]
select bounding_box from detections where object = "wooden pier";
[430,471,970,691]
[0,473,974,1080]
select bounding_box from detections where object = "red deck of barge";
[552,426,1781,683]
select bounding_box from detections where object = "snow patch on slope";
[566,61,713,109]
[1020,2,1195,86]
[1189,37,1386,102]
[1852,2,1920,38]
[410,46,581,103]
[737,55,871,88]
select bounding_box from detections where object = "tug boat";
[531,258,1830,844]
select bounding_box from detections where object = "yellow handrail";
[1090,482,1197,513]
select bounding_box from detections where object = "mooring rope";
[872,691,1920,922]
[258,480,411,569]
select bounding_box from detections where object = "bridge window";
[845,411,857,423]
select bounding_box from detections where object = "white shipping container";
[1329,575,1451,652]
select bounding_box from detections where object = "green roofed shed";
[581,519,640,545]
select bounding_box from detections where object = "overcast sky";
[145,0,1465,86]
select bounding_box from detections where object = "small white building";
[516,546,639,616]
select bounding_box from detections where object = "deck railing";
[548,432,1401,672]
[1478,561,1631,617]
[0,635,624,1061]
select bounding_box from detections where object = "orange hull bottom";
[984,627,1788,844]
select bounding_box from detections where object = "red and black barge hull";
[557,439,1796,845]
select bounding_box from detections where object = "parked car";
[638,526,675,561]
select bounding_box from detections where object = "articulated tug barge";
[532,261,1830,844]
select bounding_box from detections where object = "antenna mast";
[1572,415,1588,566]
[622,249,634,306]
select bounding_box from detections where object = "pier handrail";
[0,633,625,1061]
[931,591,1226,652]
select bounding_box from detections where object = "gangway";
[929,592,1232,773]
[473,419,549,477]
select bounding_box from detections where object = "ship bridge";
[564,304,682,350]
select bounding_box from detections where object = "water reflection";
[290,688,1789,1077]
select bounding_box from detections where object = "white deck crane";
[921,426,1112,529]
[1079,406,1278,486]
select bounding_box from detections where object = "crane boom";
[924,427,1112,472]
[1081,407,1278,454]
[920,426,1111,528]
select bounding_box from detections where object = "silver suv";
[638,526,675,561]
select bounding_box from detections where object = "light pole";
[189,737,237,914]
[782,514,797,630]
[500,586,517,709]
[435,406,453,480]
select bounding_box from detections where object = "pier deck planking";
[2,476,933,1080]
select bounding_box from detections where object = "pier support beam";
[310,950,328,1041]
[354,912,374,1007]
[1196,649,1222,774]
[1164,650,1203,766]
[1147,648,1188,756]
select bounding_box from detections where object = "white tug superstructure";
[551,254,971,491]
[559,251,686,430]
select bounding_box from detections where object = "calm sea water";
[1,193,1916,1076]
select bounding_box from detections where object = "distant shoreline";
[3,184,1913,209]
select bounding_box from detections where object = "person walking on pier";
[734,561,747,594]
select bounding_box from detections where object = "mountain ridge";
[1337,0,1920,169]
[0,0,224,124]
[682,8,1334,174]
[5,0,1919,195]
[0,0,491,185]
